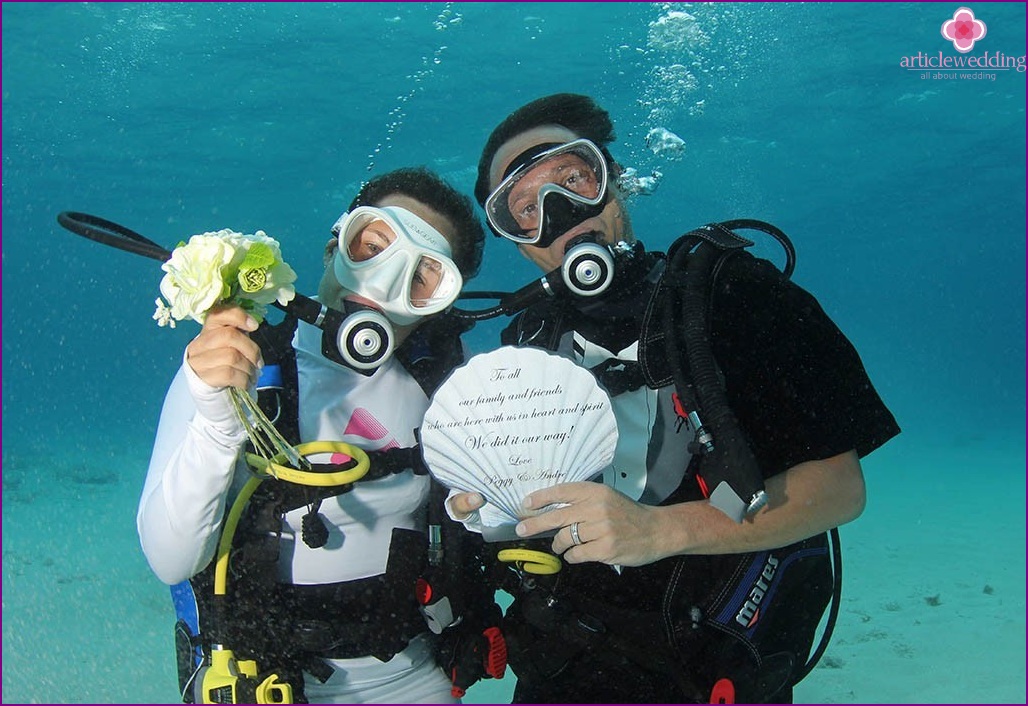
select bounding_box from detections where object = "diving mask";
[332,206,463,326]
[485,139,610,248]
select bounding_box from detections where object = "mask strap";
[500,142,565,180]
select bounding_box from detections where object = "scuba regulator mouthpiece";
[281,293,394,374]
[498,233,617,316]
[451,233,640,321]
[330,304,394,373]
[561,235,616,297]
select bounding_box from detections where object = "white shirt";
[137,319,431,586]
[137,319,457,703]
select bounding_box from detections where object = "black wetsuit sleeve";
[710,253,901,477]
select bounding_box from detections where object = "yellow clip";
[255,673,293,704]
[200,649,294,703]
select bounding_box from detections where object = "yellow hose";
[245,441,370,486]
[216,441,371,595]
[497,548,563,575]
[214,476,263,596]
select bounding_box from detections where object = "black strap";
[638,227,751,390]
[394,311,474,396]
[254,316,302,446]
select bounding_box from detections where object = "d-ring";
[569,521,583,546]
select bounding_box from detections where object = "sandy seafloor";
[2,429,1024,705]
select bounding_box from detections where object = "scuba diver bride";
[60,167,507,704]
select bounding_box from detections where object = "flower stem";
[228,388,310,471]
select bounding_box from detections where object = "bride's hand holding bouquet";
[185,305,263,396]
[153,228,302,466]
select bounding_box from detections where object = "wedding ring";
[569,521,583,546]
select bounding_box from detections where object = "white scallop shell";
[421,346,618,528]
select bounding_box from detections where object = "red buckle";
[483,626,507,679]
[414,577,432,605]
[672,392,689,419]
[450,668,466,699]
[696,473,711,498]
[709,678,735,703]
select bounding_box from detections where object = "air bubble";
[645,127,686,159]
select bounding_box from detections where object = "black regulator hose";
[57,211,172,262]
[663,220,842,677]
[451,292,513,321]
[796,526,843,681]
[665,231,767,521]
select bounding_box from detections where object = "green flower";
[230,230,298,313]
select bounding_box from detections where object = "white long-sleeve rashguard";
[137,319,454,703]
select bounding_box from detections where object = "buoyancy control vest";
[495,221,840,703]
[172,313,503,704]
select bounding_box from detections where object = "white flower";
[153,297,176,328]
[155,228,297,326]
[235,230,298,309]
[159,233,238,324]
[151,228,306,473]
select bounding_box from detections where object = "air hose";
[663,224,767,522]
[496,548,563,575]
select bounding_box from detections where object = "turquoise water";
[2,3,1024,704]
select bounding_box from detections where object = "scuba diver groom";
[449,93,900,703]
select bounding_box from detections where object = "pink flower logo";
[941,7,987,53]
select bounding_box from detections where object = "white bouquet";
[153,228,297,328]
[154,228,304,468]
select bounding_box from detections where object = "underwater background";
[3,3,1025,704]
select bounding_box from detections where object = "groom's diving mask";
[300,205,462,374]
[485,138,610,248]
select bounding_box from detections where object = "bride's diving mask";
[484,138,610,248]
[305,205,462,374]
[332,206,463,325]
